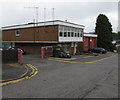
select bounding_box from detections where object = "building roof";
[84,33,97,37]
[2,20,85,30]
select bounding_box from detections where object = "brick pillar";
[18,49,23,64]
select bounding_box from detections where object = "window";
[68,27,70,32]
[71,32,74,37]
[80,34,83,37]
[59,26,63,31]
[16,30,20,36]
[68,32,71,37]
[64,26,67,32]
[78,33,80,37]
[75,33,77,37]
[67,27,71,37]
[64,32,67,37]
[59,32,63,37]
[71,27,74,32]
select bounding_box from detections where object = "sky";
[0,0,119,33]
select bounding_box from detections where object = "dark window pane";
[75,33,77,37]
[80,34,83,37]
[64,32,67,37]
[68,32,70,37]
[59,32,63,37]
[71,32,74,37]
[78,33,79,37]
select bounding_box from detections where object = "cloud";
[0,1,118,32]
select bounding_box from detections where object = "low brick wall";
[2,50,18,63]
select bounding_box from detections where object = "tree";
[95,14,114,51]
[111,32,117,40]
[117,32,120,40]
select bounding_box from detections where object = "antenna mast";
[44,8,46,25]
[52,8,54,25]
[24,6,39,41]
[24,7,39,26]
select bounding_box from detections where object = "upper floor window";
[59,26,64,31]
[71,32,74,37]
[80,33,83,37]
[75,33,77,37]
[59,32,63,37]
[68,32,71,37]
[64,32,67,37]
[64,26,67,33]
[78,33,80,37]
[59,26,83,38]
[15,30,20,36]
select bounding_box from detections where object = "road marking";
[48,59,80,64]
[20,65,29,78]
[83,56,94,58]
[51,57,77,60]
[48,55,114,64]
[0,64,38,86]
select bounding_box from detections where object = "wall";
[77,42,84,53]
[15,43,57,55]
[2,50,18,63]
[3,25,58,42]
[83,37,97,51]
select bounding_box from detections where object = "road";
[2,53,118,98]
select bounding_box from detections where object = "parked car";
[53,50,71,58]
[8,47,26,55]
[88,48,107,54]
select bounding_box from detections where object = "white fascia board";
[54,21,85,29]
[84,34,97,37]
[2,20,85,30]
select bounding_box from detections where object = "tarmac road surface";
[2,53,118,98]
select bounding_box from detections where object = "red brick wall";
[15,43,41,54]
[15,43,57,55]
[3,28,34,41]
[3,25,58,42]
[77,42,83,53]
[83,37,97,51]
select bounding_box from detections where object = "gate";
[41,46,53,58]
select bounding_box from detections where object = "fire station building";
[2,20,85,55]
[83,34,97,51]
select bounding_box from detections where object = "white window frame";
[15,30,20,37]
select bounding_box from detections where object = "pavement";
[2,63,33,83]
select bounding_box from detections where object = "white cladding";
[58,25,84,42]
[59,37,83,42]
